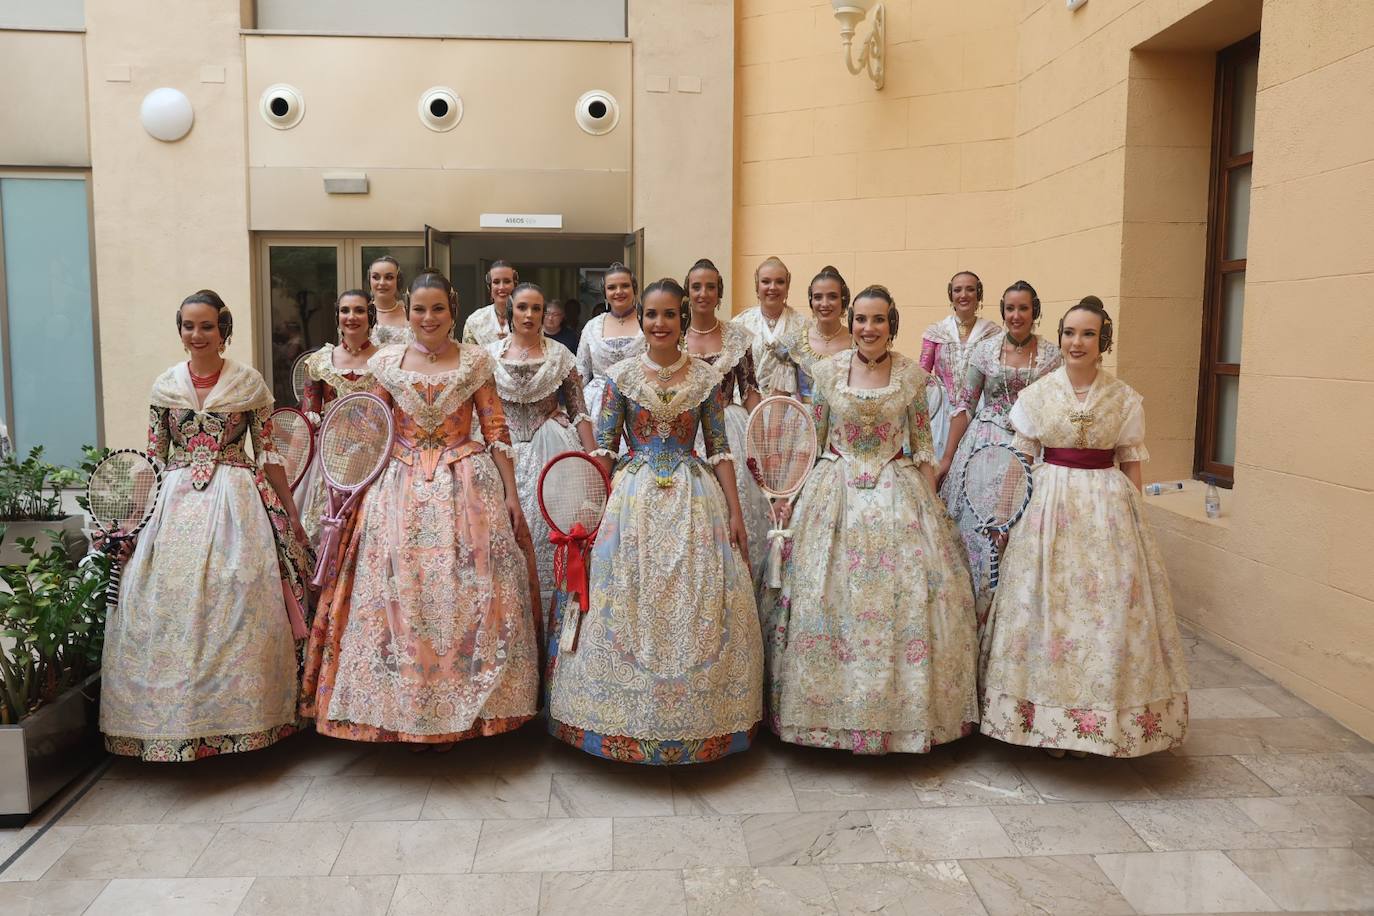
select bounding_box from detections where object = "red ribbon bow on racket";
[550,521,594,624]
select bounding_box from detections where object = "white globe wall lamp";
[830,0,885,90]
[139,87,195,142]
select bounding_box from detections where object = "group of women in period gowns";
[97,254,1188,766]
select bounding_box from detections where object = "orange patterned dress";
[301,343,539,743]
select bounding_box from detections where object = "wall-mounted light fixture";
[140,88,194,141]
[830,0,885,90]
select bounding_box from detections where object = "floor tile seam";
[962,854,1146,916]
[1089,848,1284,914]
[945,856,1014,916]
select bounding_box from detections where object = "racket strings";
[319,400,391,488]
[88,455,158,532]
[540,457,608,534]
[744,401,815,496]
[269,412,314,482]
[964,449,1030,527]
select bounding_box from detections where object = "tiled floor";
[2,626,1373,915]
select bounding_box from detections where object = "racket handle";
[988,541,1001,591]
[767,535,784,589]
[105,559,123,611]
[311,517,342,589]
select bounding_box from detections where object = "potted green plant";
[0,446,89,566]
[0,533,109,825]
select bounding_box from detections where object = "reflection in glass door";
[265,242,339,405]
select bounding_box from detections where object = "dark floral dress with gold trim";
[101,360,313,762]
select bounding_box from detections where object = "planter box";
[0,673,104,827]
[0,515,88,566]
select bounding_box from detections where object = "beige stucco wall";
[628,0,735,286]
[736,0,1374,736]
[244,35,632,233]
[0,30,90,168]
[84,0,254,449]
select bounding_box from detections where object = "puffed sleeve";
[919,337,939,373]
[1008,398,1040,458]
[559,366,593,427]
[1115,396,1150,463]
[951,350,988,418]
[701,384,732,465]
[576,319,595,385]
[250,406,285,468]
[906,381,936,468]
[147,405,171,464]
[591,376,626,458]
[473,380,515,458]
[300,375,325,425]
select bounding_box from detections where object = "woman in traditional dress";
[575,261,645,424]
[786,265,853,405]
[101,291,314,761]
[486,282,596,610]
[368,255,410,346]
[766,286,978,755]
[298,289,378,545]
[549,278,762,764]
[980,297,1188,758]
[463,259,518,346]
[921,271,1001,460]
[683,258,771,586]
[302,270,539,750]
[938,280,1062,612]
[732,257,806,398]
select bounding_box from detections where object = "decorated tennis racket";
[743,395,819,588]
[960,442,1033,590]
[538,451,611,654]
[310,392,395,588]
[267,406,315,492]
[925,374,946,420]
[85,449,163,610]
[291,348,318,406]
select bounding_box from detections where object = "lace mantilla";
[486,338,577,404]
[305,344,376,396]
[149,359,273,414]
[605,356,720,436]
[922,315,1000,347]
[696,322,754,379]
[370,343,494,432]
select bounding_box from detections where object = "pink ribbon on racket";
[550,522,593,617]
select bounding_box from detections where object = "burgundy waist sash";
[1043,447,1115,469]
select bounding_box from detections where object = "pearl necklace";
[340,338,372,356]
[688,319,721,336]
[374,298,402,314]
[641,349,689,383]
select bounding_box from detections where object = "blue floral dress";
[547,357,763,764]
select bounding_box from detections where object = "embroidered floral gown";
[733,305,806,398]
[575,313,645,431]
[766,352,979,755]
[486,337,592,609]
[101,361,314,762]
[980,368,1189,756]
[548,358,763,764]
[301,344,539,744]
[463,304,509,347]
[694,322,772,586]
[920,316,1001,460]
[939,335,1062,609]
[298,344,375,546]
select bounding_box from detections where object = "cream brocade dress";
[767,352,979,754]
[576,313,645,428]
[486,337,592,608]
[301,344,539,743]
[101,361,312,761]
[463,304,508,347]
[980,368,1189,757]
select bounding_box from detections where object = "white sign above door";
[478,213,564,229]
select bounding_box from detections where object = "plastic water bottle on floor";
[1204,476,1221,519]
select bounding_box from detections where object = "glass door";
[259,239,342,405]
